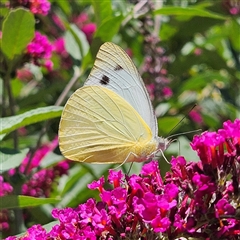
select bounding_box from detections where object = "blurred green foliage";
[0,0,239,237]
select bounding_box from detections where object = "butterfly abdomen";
[131,139,157,162]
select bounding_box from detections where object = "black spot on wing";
[100,75,110,85]
[114,64,123,71]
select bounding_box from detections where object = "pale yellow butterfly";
[59,42,169,163]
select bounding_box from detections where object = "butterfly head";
[156,136,171,152]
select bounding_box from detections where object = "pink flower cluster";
[0,177,13,231]
[22,160,69,198]
[189,108,203,125]
[8,137,69,198]
[29,0,50,15]
[0,176,13,197]
[222,0,240,15]
[1,137,69,234]
[27,31,54,71]
[73,13,96,43]
[5,119,240,239]
[143,42,172,101]
[52,38,72,70]
[16,0,51,15]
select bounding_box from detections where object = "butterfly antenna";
[167,104,197,136]
[168,129,202,139]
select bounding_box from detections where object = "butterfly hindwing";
[59,86,157,163]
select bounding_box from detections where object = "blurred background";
[0,0,239,237]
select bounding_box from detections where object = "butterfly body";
[59,42,169,164]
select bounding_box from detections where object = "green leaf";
[40,152,64,168]
[0,134,6,141]
[158,116,183,135]
[11,78,25,98]
[59,165,89,197]
[94,15,124,42]
[2,8,35,60]
[55,0,71,15]
[0,148,29,172]
[0,6,9,18]
[160,24,178,41]
[0,106,63,135]
[229,19,240,51]
[154,6,226,20]
[91,0,112,26]
[64,24,89,61]
[180,71,229,92]
[0,195,59,210]
[42,221,59,232]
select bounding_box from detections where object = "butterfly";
[58,42,170,164]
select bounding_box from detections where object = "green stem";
[4,63,18,149]
[4,64,24,235]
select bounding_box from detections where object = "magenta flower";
[15,0,51,16]
[88,176,105,193]
[191,131,225,167]
[72,13,96,43]
[0,176,13,197]
[52,14,65,30]
[27,31,54,71]
[151,216,171,233]
[53,37,68,57]
[108,169,124,188]
[0,176,13,231]
[81,23,96,43]
[29,0,51,16]
[7,137,69,198]
[16,68,33,82]
[146,83,155,100]
[9,136,58,175]
[222,0,240,15]
[142,42,172,101]
[162,86,173,99]
[215,199,235,218]
[27,32,53,59]
[194,47,203,55]
[189,109,203,124]
[52,37,72,69]
[5,119,240,239]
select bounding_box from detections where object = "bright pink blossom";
[81,23,96,43]
[27,31,53,71]
[162,86,173,98]
[29,0,51,15]
[72,13,96,43]
[189,110,203,124]
[5,119,240,239]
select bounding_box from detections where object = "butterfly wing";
[59,86,157,163]
[84,42,158,138]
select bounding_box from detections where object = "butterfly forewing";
[84,42,158,138]
[59,86,157,163]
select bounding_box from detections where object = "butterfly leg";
[157,149,170,164]
[113,152,139,170]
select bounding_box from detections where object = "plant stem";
[4,63,18,149]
